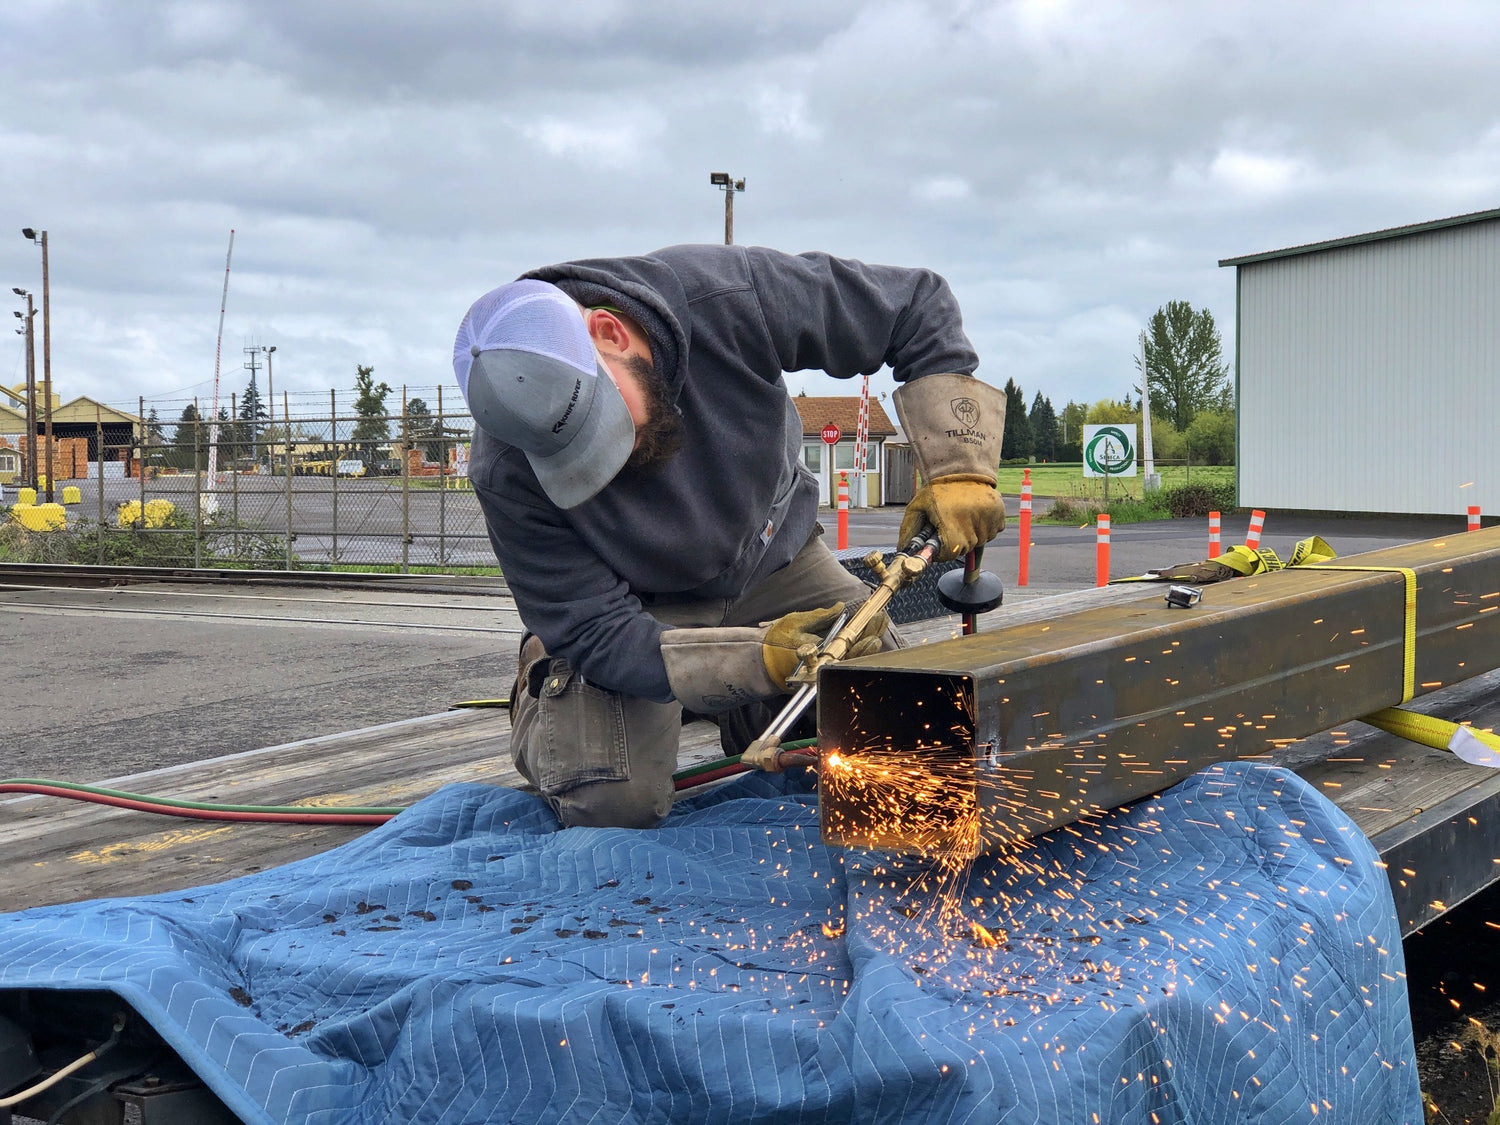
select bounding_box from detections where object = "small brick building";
[0,390,141,483]
[790,395,897,506]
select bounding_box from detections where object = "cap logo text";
[551,379,582,433]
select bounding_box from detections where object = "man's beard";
[620,353,684,472]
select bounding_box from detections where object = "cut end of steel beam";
[819,528,1500,856]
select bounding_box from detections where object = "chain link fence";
[5,399,496,572]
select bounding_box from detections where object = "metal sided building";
[1220,207,1500,516]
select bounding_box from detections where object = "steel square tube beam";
[819,528,1500,855]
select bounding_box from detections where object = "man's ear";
[584,308,632,356]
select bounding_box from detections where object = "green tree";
[241,381,266,424]
[1184,408,1236,465]
[1136,300,1230,431]
[142,407,167,468]
[1027,392,1058,462]
[214,406,240,467]
[1149,412,1186,460]
[1057,400,1087,460]
[352,365,392,463]
[1000,378,1033,460]
[241,378,267,455]
[1085,398,1138,426]
[168,403,207,470]
[406,397,445,462]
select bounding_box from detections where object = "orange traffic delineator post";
[1208,510,1222,558]
[1245,509,1266,551]
[1095,513,1111,587]
[836,471,849,549]
[1469,505,1482,532]
[1017,468,1032,586]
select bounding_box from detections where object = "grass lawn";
[996,463,1234,500]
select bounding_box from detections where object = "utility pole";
[262,345,276,468]
[708,173,746,245]
[21,228,52,500]
[11,288,37,488]
[243,345,262,462]
[1139,330,1159,492]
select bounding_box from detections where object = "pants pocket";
[533,663,631,796]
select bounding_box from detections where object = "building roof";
[0,395,141,434]
[52,397,142,425]
[791,395,896,439]
[1219,206,1500,268]
[0,402,25,432]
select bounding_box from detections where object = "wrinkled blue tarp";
[0,762,1419,1124]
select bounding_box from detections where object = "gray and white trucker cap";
[453,280,635,509]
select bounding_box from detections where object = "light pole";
[21,228,51,500]
[11,288,37,489]
[708,173,746,245]
[1139,330,1159,492]
[262,345,276,467]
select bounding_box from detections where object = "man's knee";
[551,775,673,830]
[508,645,682,830]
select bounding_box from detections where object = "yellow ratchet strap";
[1305,563,1418,703]
[1119,528,1496,762]
[1212,536,1336,576]
[1362,707,1500,759]
[1113,535,1334,583]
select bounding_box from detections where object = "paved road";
[0,582,521,781]
[839,504,1461,594]
[0,506,1452,782]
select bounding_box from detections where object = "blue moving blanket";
[0,762,1419,1123]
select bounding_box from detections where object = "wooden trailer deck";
[2,584,1498,937]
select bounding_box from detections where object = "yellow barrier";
[62,485,82,505]
[16,488,36,505]
[116,499,176,529]
[10,502,66,531]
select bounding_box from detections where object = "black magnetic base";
[936,566,1004,616]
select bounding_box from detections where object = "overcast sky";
[2,0,1497,423]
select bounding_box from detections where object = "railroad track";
[0,561,511,596]
[0,562,522,635]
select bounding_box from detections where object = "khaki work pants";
[509,532,887,830]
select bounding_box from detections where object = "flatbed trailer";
[3,570,1496,937]
[0,546,1496,1122]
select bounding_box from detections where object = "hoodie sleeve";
[742,248,979,384]
[476,471,675,702]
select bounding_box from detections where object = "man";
[453,244,1006,830]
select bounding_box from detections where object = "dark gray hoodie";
[468,244,978,701]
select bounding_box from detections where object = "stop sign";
[820,423,841,446]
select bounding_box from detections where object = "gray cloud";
[2,0,1497,420]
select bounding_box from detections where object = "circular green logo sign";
[1085,426,1134,475]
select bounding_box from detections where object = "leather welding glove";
[659,603,888,714]
[761,602,888,690]
[898,475,1006,563]
[893,373,1008,562]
